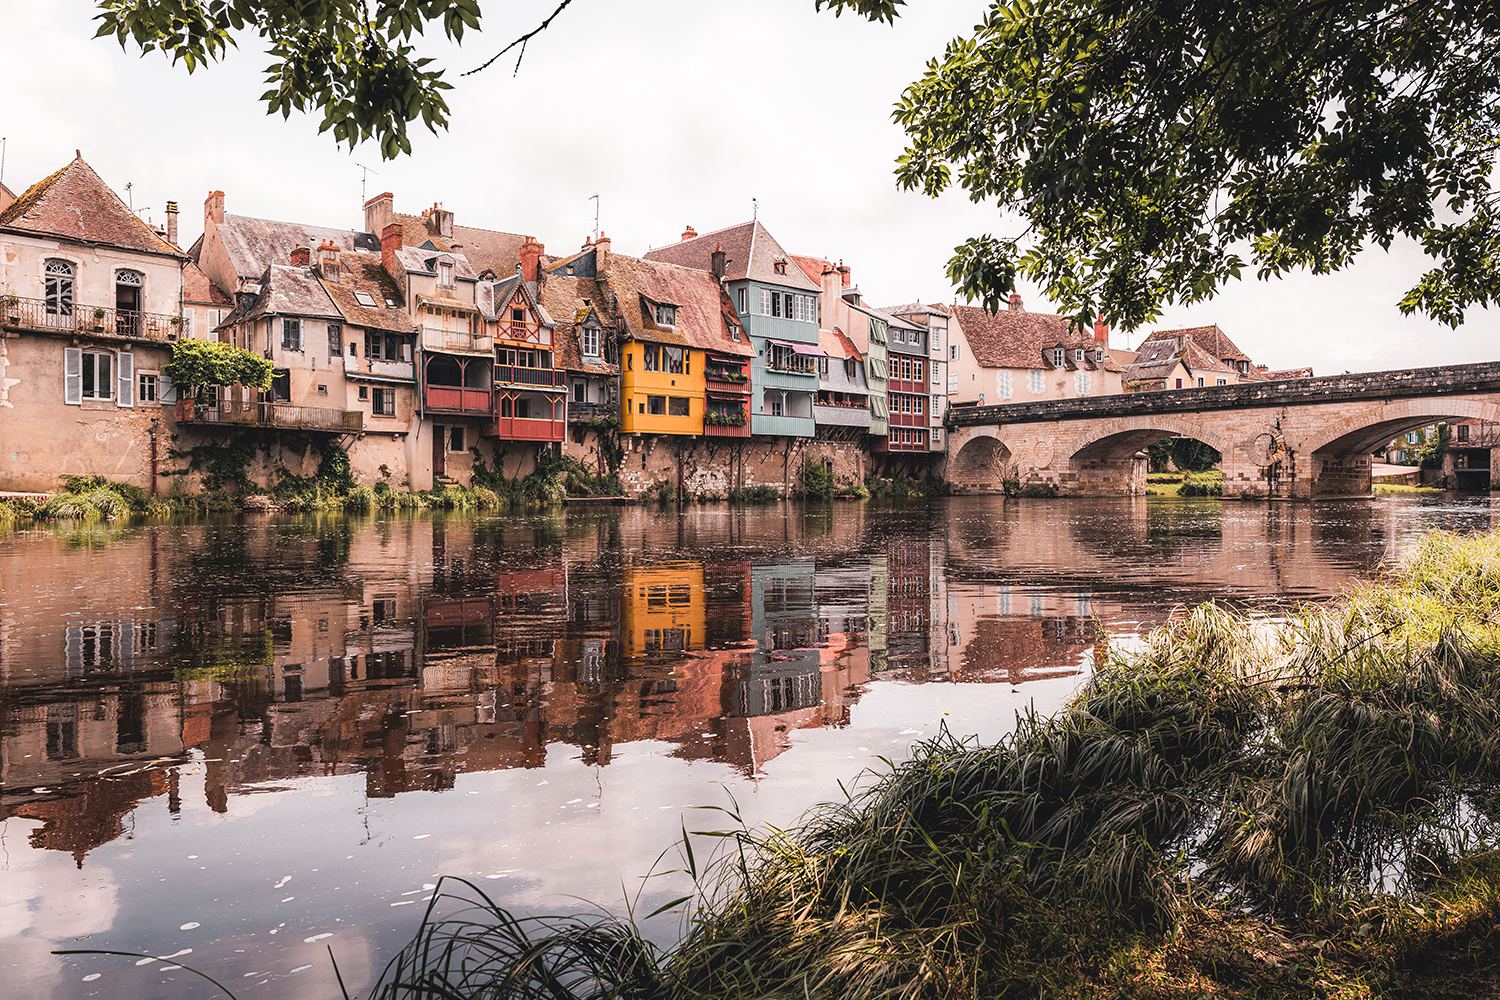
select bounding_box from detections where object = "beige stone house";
[0,156,188,493]
[946,295,1126,405]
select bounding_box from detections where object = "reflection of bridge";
[946,362,1500,497]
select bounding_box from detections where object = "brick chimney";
[519,236,544,283]
[204,190,224,226]
[364,192,394,238]
[595,232,610,275]
[165,201,179,247]
[1093,312,1108,344]
[681,225,697,241]
[837,262,851,288]
[428,203,454,239]
[290,245,311,267]
[382,222,404,286]
[318,240,341,279]
[710,242,726,280]
[1008,292,1023,311]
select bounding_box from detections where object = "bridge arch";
[1067,416,1234,465]
[1295,397,1500,457]
[947,428,1014,493]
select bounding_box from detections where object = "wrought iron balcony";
[176,399,363,432]
[2,295,181,342]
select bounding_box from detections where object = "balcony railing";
[421,328,493,355]
[424,385,494,415]
[496,417,566,442]
[706,370,750,387]
[703,421,751,438]
[567,401,617,423]
[176,398,363,432]
[813,404,873,428]
[494,365,566,388]
[345,355,415,381]
[2,296,180,342]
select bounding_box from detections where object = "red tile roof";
[183,260,232,306]
[0,156,183,257]
[608,254,752,358]
[642,221,821,292]
[394,213,528,278]
[539,259,618,377]
[951,303,1119,371]
[791,254,831,287]
[1153,325,1252,364]
[319,255,413,333]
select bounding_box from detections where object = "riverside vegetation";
[354,529,1500,1000]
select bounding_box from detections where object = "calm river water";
[2,495,1496,1000]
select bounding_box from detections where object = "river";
[1,495,1495,1000]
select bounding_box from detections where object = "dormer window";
[1073,348,1085,363]
[654,303,677,326]
[1238,360,1249,373]
[1050,348,1065,367]
[773,261,787,275]
[581,324,601,359]
[1093,348,1105,363]
[438,261,454,287]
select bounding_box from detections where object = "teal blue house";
[643,221,824,438]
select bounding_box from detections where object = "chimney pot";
[1093,312,1108,344]
[165,200,179,247]
[1008,292,1023,312]
[681,225,697,242]
[290,245,311,267]
[519,237,545,283]
[381,222,404,282]
[595,233,611,275]
[710,242,726,281]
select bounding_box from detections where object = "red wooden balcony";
[495,416,565,442]
[424,385,494,415]
[494,365,567,388]
[703,421,751,438]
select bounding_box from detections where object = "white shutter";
[158,370,178,404]
[117,352,134,407]
[64,347,82,404]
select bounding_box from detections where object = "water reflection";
[0,496,1492,998]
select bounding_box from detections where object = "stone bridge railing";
[949,361,1500,428]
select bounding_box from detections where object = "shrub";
[728,483,781,504]
[1178,471,1224,497]
[799,455,836,499]
[345,484,377,511]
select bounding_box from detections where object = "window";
[647,395,666,415]
[1174,378,1184,389]
[769,394,783,416]
[1216,377,1227,385]
[45,258,75,321]
[317,383,328,395]
[913,359,923,381]
[1458,424,1470,442]
[328,323,343,356]
[1074,348,1085,363]
[1075,371,1091,394]
[654,303,677,326]
[581,325,600,359]
[845,358,858,380]
[760,288,771,315]
[354,291,377,307]
[449,426,465,452]
[731,324,740,341]
[818,357,829,377]
[1050,348,1065,367]
[738,288,747,313]
[1093,348,1105,363]
[664,346,684,373]
[372,388,396,416]
[358,386,369,400]
[642,344,660,371]
[668,396,690,416]
[899,394,911,413]
[771,291,783,318]
[573,381,585,403]
[1028,369,1045,394]
[1406,431,1419,444]
[1196,377,1205,387]
[137,370,158,403]
[281,318,302,351]
[951,344,959,361]
[913,395,924,415]
[997,370,1013,400]
[438,261,454,287]
[182,312,193,338]
[510,307,526,334]
[81,349,113,400]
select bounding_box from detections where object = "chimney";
[1008,292,1023,312]
[837,262,851,288]
[1093,312,1108,344]
[364,192,394,238]
[318,240,341,279]
[519,236,544,283]
[710,242,726,281]
[382,222,403,283]
[820,263,840,309]
[595,232,610,275]
[290,245,311,267]
[681,225,697,242]
[427,203,454,239]
[165,201,179,247]
[204,190,224,227]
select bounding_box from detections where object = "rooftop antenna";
[356,162,377,205]
[1,137,6,192]
[752,197,758,221]
[124,181,134,211]
[589,193,599,241]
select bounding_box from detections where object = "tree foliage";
[883,0,1500,329]
[163,338,273,397]
[94,0,482,159]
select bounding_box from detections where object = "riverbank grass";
[369,528,1500,1000]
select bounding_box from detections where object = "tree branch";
[463,0,576,77]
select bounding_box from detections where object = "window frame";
[281,317,303,351]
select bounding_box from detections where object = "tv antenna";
[356,163,378,205]
[589,193,599,241]
[0,137,7,193]
[752,197,758,221]
[124,181,134,211]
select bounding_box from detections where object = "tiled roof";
[0,156,183,257]
[877,302,951,318]
[1122,357,1187,382]
[642,221,821,292]
[791,254,831,287]
[607,254,752,357]
[183,260,232,306]
[239,264,342,323]
[215,213,378,282]
[392,243,479,282]
[950,303,1113,370]
[540,249,618,376]
[1260,367,1314,380]
[1181,339,1236,374]
[818,328,860,360]
[1154,325,1252,364]
[394,213,528,278]
[319,255,413,333]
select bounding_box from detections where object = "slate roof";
[394,213,528,278]
[239,264,343,322]
[392,243,479,282]
[0,156,184,257]
[213,214,378,282]
[608,254,752,358]
[319,254,413,333]
[878,302,951,319]
[950,303,1121,371]
[1260,367,1314,380]
[183,260,232,306]
[540,248,617,376]
[642,221,821,292]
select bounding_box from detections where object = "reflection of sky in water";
[1,495,1493,999]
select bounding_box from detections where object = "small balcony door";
[115,269,144,337]
[433,424,446,477]
[44,258,74,329]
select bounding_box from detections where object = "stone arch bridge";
[945,362,1500,498]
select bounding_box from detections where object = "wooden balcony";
[176,398,363,432]
[424,385,494,416]
[494,365,567,388]
[706,372,751,393]
[567,401,617,424]
[495,417,566,442]
[703,421,751,438]
[3,296,180,342]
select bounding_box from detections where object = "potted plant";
[91,306,106,331]
[3,291,18,324]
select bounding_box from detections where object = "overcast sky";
[4,0,1492,374]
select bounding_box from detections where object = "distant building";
[1124,325,1313,390]
[946,294,1125,405]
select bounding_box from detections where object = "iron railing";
[177,399,363,432]
[2,296,180,342]
[494,365,566,387]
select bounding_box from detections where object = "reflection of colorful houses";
[621,562,707,660]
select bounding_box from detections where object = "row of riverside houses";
[0,155,1313,498]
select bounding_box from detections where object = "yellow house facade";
[621,336,705,436]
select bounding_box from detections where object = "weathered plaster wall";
[610,434,870,499]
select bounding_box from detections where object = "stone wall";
[608,434,870,499]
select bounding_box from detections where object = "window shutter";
[117,352,134,407]
[159,370,178,404]
[64,347,83,404]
